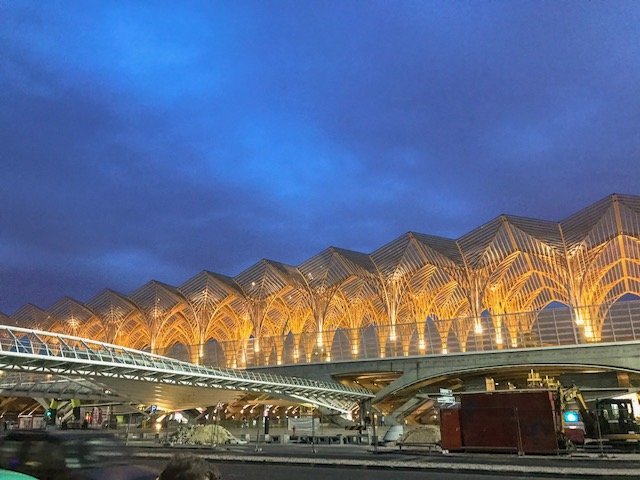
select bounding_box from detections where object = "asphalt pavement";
[140,459,600,480]
[131,442,640,478]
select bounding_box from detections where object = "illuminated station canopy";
[3,193,640,368]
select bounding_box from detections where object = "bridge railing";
[0,325,371,399]
[179,300,640,368]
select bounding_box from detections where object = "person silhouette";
[158,453,221,480]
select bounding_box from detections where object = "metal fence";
[161,299,640,369]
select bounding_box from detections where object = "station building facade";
[3,193,640,368]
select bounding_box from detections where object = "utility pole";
[311,405,316,453]
[372,411,378,452]
[311,405,317,454]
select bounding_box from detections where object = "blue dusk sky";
[1,1,639,313]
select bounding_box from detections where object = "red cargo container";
[440,390,561,454]
[440,406,463,450]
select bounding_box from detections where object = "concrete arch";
[372,341,640,402]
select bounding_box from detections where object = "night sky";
[2,1,639,314]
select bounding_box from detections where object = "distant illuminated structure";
[3,194,640,368]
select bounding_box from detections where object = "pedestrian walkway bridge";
[0,325,373,413]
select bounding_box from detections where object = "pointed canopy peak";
[409,231,462,264]
[234,258,303,297]
[561,194,620,246]
[129,279,186,311]
[11,303,50,327]
[457,216,520,269]
[202,270,237,284]
[497,215,563,250]
[298,246,335,268]
[47,296,95,321]
[457,215,504,249]
[614,194,640,237]
[371,231,415,249]
[408,231,456,242]
[371,231,413,252]
[562,193,629,220]
[562,193,640,248]
[371,231,461,275]
[149,279,182,293]
[48,295,84,309]
[371,232,415,267]
[614,193,640,214]
[299,246,374,289]
[87,288,139,314]
[204,270,245,295]
[0,311,15,326]
[131,279,179,294]
[329,247,376,272]
[92,287,134,301]
[104,287,128,296]
[179,270,244,298]
[262,258,304,279]
[234,259,272,289]
[13,303,47,316]
[298,246,366,269]
[298,247,337,282]
[459,213,565,268]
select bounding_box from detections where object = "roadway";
[139,460,584,480]
[132,443,640,479]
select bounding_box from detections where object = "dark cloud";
[1,1,639,313]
